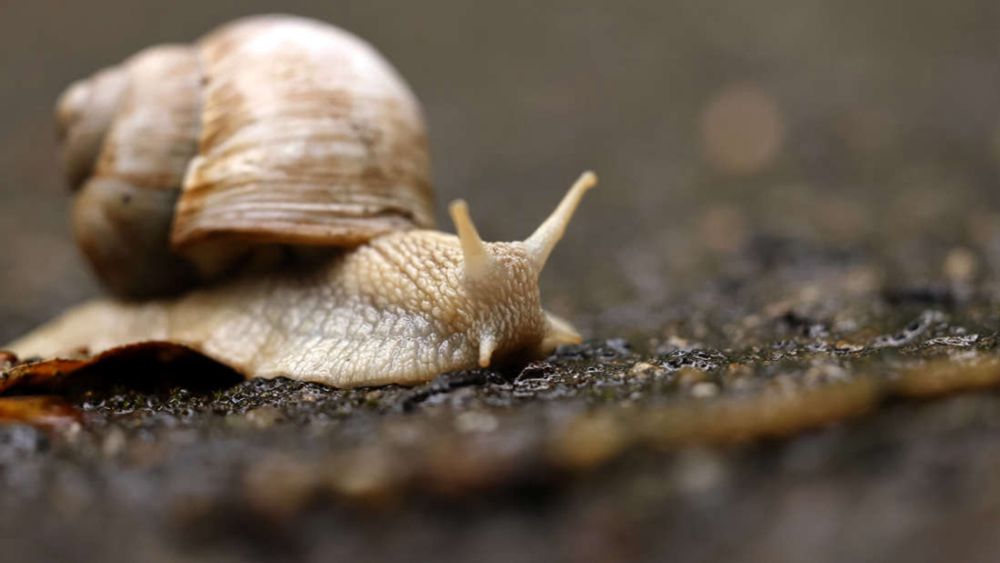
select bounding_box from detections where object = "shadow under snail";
[5,14,597,387]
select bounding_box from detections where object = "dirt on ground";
[4,1,1000,562]
[3,239,1000,562]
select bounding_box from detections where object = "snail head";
[447,171,597,367]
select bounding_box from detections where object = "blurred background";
[3,0,1000,343]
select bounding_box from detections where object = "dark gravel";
[3,238,1000,562]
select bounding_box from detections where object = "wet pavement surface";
[6,1,1000,561]
[4,238,1000,562]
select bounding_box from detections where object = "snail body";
[9,174,595,386]
[8,15,595,386]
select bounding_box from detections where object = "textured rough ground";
[5,1,1000,562]
[3,238,1000,562]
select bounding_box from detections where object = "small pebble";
[553,413,627,469]
[626,361,661,379]
[673,449,728,494]
[657,335,693,353]
[677,367,708,386]
[244,406,282,428]
[944,247,977,283]
[455,411,498,433]
[834,340,864,353]
[101,427,127,458]
[244,456,320,517]
[326,447,398,501]
[518,361,554,379]
[725,363,752,379]
[0,350,18,367]
[690,382,719,398]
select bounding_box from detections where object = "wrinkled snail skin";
[8,173,597,386]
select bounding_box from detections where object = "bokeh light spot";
[700,83,785,176]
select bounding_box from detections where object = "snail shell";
[57,15,433,297]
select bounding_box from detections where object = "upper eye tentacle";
[523,171,598,273]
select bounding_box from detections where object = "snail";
[5,15,597,387]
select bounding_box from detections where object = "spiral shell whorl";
[69,45,203,298]
[56,65,128,189]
